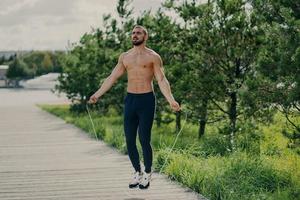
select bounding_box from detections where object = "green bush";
[264,142,282,156]
[200,133,230,157]
[236,122,262,155]
[222,153,292,199]
[104,125,126,152]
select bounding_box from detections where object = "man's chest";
[123,55,153,70]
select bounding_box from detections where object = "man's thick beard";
[132,38,144,46]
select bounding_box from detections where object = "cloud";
[132,0,163,14]
[0,0,79,27]
[0,0,39,16]
[0,0,167,50]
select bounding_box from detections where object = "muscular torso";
[123,48,155,93]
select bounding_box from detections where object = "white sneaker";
[139,171,151,189]
[129,171,142,188]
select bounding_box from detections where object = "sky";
[0,0,165,51]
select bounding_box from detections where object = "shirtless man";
[88,25,180,189]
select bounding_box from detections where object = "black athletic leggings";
[123,91,156,173]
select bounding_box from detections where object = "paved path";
[0,75,206,200]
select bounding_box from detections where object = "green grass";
[156,151,296,200]
[39,104,300,200]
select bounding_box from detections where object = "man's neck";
[133,44,146,54]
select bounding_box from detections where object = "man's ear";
[144,34,148,41]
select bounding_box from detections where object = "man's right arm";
[91,53,126,101]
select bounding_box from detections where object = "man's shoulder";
[120,51,130,57]
[121,49,136,58]
[119,51,131,61]
[146,48,161,59]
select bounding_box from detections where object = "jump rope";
[85,102,190,196]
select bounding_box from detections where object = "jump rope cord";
[86,103,190,178]
[158,109,188,174]
[86,104,99,141]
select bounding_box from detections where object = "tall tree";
[179,0,267,150]
[253,0,300,148]
[163,0,215,137]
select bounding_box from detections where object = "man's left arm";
[153,54,180,111]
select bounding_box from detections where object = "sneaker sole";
[129,183,139,189]
[139,183,150,189]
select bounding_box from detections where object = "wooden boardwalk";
[0,88,207,200]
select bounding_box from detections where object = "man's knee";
[139,137,150,147]
[126,137,136,145]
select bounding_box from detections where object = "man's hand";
[88,93,100,104]
[169,100,181,112]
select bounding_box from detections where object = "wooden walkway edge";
[0,88,207,200]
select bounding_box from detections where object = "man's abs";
[127,78,153,93]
